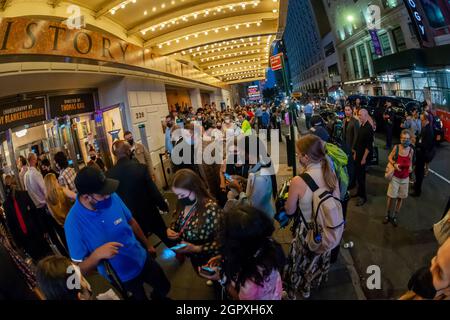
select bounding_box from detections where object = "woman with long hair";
[225,135,277,218]
[283,134,340,299]
[44,173,76,226]
[167,169,221,271]
[199,205,285,300]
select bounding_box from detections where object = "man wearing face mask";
[64,166,170,300]
[87,147,106,172]
[164,114,176,156]
[123,131,156,180]
[107,140,173,250]
[401,238,450,300]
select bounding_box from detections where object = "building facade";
[323,0,450,107]
[283,0,331,95]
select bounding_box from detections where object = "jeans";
[305,114,312,130]
[122,254,171,300]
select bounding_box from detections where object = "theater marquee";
[0,17,154,66]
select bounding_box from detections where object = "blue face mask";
[402,140,411,148]
[92,196,112,210]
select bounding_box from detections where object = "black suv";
[367,96,422,132]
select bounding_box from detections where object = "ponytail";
[321,157,337,191]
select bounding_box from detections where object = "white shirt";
[24,166,46,208]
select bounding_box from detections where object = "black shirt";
[384,106,395,125]
[354,121,374,160]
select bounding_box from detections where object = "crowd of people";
[0,98,448,301]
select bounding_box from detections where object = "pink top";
[237,269,283,300]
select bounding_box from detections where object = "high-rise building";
[283,0,334,95]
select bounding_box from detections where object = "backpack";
[298,173,345,254]
[324,143,349,201]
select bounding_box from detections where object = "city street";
[148,117,449,300]
[1,0,449,305]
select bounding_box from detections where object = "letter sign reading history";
[49,93,95,118]
[0,17,148,65]
[0,98,46,131]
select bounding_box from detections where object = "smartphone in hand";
[169,243,188,251]
[224,173,233,182]
[200,266,216,276]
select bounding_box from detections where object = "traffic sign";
[270,53,283,71]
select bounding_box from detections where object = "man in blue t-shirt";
[64,167,170,300]
[303,100,314,130]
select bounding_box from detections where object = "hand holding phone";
[224,173,233,182]
[169,243,188,251]
[200,266,216,276]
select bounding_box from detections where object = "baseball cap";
[75,166,119,195]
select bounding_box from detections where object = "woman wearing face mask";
[211,122,223,141]
[383,130,414,227]
[167,169,221,272]
[283,134,340,299]
[222,114,236,139]
[225,136,277,218]
[87,148,106,172]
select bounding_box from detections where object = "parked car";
[347,94,371,107]
[367,96,423,133]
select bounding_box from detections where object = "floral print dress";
[171,200,221,267]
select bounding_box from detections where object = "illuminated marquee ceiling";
[67,0,283,84]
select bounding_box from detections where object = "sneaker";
[382,215,390,224]
[356,198,367,207]
[391,216,398,227]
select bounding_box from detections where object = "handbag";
[384,145,399,181]
[433,210,450,245]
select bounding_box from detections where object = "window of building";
[421,0,447,28]
[379,32,392,55]
[392,27,407,52]
[328,63,339,77]
[382,0,400,9]
[357,44,370,77]
[324,42,335,57]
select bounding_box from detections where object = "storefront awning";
[373,44,450,75]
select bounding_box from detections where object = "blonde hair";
[44,173,71,225]
[296,134,337,191]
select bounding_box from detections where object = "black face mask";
[408,267,436,299]
[90,155,96,161]
[167,123,173,128]
[127,139,134,146]
[179,193,196,206]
